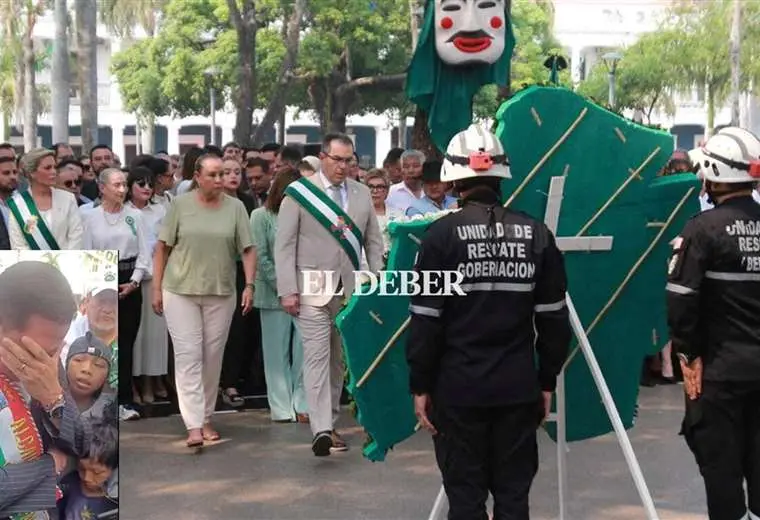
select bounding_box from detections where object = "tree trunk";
[139,113,155,154]
[76,0,99,151]
[250,0,305,147]
[729,0,741,126]
[328,73,406,135]
[411,106,442,160]
[645,91,660,123]
[705,83,715,139]
[22,20,37,151]
[329,87,350,133]
[307,81,328,134]
[227,0,256,147]
[51,0,70,144]
[398,112,407,148]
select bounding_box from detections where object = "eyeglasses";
[368,184,388,190]
[326,154,354,165]
[136,180,153,188]
[63,179,82,188]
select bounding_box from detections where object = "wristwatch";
[129,280,140,289]
[677,352,697,365]
[43,393,65,420]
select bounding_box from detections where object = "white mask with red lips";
[434,0,507,65]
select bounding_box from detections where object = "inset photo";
[0,250,118,520]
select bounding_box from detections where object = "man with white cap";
[668,126,760,520]
[406,124,571,519]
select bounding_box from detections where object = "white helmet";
[441,124,511,182]
[688,126,760,183]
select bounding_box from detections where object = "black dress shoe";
[312,431,333,457]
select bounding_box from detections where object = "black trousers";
[220,262,261,390]
[118,265,142,406]
[682,380,760,520]
[432,399,542,520]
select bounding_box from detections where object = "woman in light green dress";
[250,166,308,422]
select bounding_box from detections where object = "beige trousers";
[163,290,237,430]
[295,296,345,436]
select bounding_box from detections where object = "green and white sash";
[6,191,60,250]
[285,178,364,270]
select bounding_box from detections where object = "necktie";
[330,184,343,209]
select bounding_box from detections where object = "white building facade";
[554,0,760,149]
[5,1,759,162]
[2,13,404,167]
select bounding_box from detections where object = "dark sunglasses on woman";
[135,180,153,188]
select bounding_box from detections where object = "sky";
[0,250,119,296]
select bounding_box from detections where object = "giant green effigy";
[336,85,701,461]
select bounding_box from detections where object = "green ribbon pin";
[125,216,137,237]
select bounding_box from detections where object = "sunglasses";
[135,180,153,188]
[64,179,83,188]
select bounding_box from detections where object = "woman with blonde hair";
[153,154,256,447]
[250,166,307,422]
[7,147,83,249]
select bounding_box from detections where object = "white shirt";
[385,182,423,217]
[127,201,166,266]
[319,171,348,210]
[80,204,152,282]
[153,192,174,212]
[176,180,193,195]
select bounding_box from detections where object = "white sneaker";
[119,405,140,421]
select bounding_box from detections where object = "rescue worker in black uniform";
[667,126,760,520]
[406,125,571,520]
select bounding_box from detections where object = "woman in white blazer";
[7,148,84,250]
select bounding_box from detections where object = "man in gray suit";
[275,133,384,456]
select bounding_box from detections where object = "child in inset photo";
[65,332,114,419]
[57,415,118,520]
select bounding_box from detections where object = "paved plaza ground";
[120,384,708,520]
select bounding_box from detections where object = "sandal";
[202,424,220,441]
[221,388,244,408]
[186,430,204,448]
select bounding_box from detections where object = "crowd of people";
[0,136,462,448]
[1,121,759,517]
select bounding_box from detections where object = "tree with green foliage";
[110,0,306,146]
[289,0,411,133]
[576,30,683,123]
[578,0,760,134]
[472,0,565,121]
[111,37,170,152]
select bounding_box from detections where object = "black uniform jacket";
[667,195,760,382]
[406,191,571,407]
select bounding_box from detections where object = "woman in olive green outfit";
[153,154,256,448]
[250,167,307,422]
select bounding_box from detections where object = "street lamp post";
[199,32,219,147]
[204,67,219,146]
[602,51,622,109]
